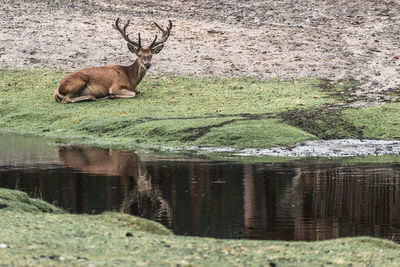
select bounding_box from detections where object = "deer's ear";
[127,43,139,54]
[151,45,164,54]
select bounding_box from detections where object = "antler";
[150,20,173,48]
[114,18,142,49]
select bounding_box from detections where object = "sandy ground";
[1,0,399,98]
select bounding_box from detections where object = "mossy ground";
[1,69,398,151]
[1,188,400,266]
[1,70,400,265]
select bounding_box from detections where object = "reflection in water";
[56,147,172,225]
[288,167,400,241]
[0,134,400,241]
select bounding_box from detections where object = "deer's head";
[114,18,172,70]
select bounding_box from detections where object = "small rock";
[0,243,7,248]
[125,232,133,237]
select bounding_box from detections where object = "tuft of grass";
[1,188,400,266]
[0,188,64,214]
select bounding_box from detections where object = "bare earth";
[162,139,400,157]
[1,0,399,98]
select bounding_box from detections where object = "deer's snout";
[144,63,151,69]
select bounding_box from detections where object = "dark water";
[1,134,400,242]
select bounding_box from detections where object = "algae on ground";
[1,188,400,266]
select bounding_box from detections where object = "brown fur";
[54,17,172,104]
[54,54,149,103]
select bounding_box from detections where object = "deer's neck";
[127,59,147,89]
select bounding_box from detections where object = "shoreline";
[1,188,400,266]
[0,69,399,161]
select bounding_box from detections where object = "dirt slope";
[1,0,399,97]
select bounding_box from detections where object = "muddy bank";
[237,139,400,157]
[1,0,399,99]
[173,139,400,158]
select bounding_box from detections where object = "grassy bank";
[1,188,399,266]
[1,69,398,151]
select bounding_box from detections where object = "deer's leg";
[61,95,97,103]
[108,88,137,99]
[59,74,97,103]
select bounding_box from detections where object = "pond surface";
[1,133,400,242]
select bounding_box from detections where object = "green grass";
[192,119,315,148]
[344,104,400,139]
[0,69,329,149]
[0,69,399,151]
[0,188,64,214]
[1,188,400,266]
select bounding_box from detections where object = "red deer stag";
[54,18,172,103]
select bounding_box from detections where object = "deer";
[54,18,172,103]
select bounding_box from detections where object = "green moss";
[279,107,364,139]
[0,69,332,149]
[344,104,400,139]
[280,103,400,141]
[0,69,399,152]
[193,119,316,148]
[0,188,64,214]
[1,188,399,266]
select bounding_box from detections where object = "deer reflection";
[56,146,172,225]
[5,143,400,241]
